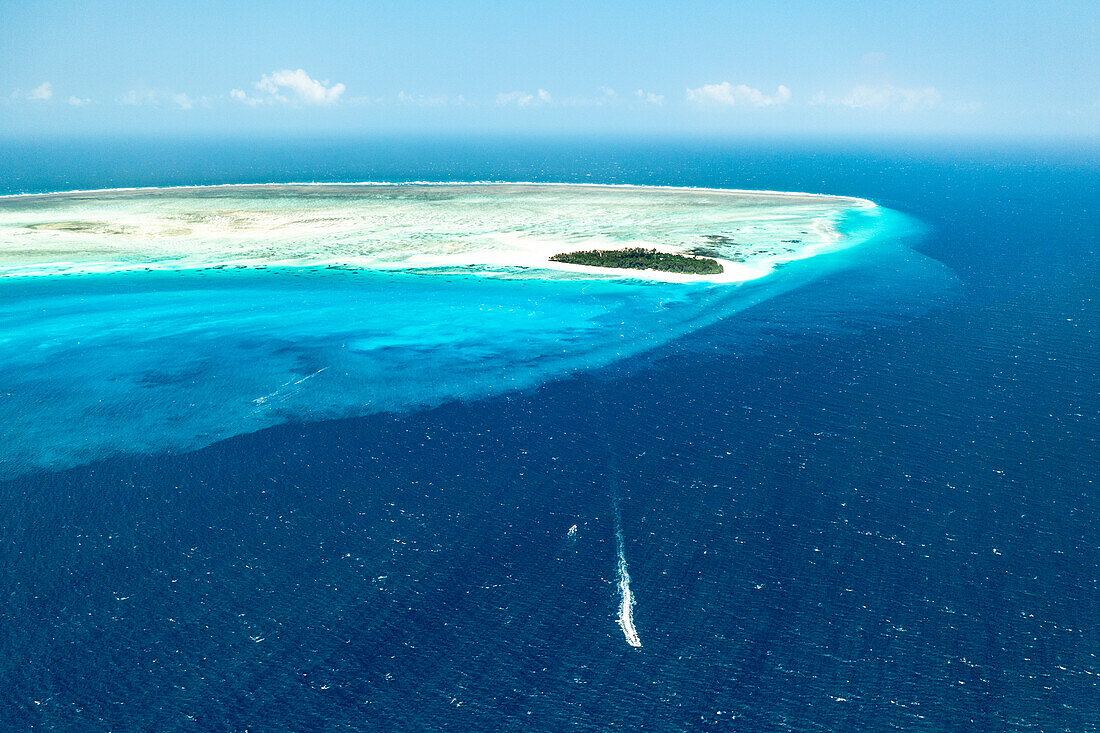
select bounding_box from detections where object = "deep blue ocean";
[1,136,1097,731]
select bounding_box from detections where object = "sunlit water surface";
[0,139,1095,732]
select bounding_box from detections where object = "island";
[549,247,724,275]
[0,183,873,283]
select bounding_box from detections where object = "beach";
[0,183,872,282]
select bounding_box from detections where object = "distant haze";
[1,0,1098,138]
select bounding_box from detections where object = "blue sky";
[2,0,1097,137]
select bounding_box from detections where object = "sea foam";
[614,500,642,648]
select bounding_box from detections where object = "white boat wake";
[252,367,328,406]
[614,500,642,648]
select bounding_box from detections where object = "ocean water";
[0,136,1097,731]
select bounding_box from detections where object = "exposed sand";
[0,183,874,283]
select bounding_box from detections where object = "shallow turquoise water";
[0,190,919,479]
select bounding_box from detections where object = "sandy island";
[0,182,873,283]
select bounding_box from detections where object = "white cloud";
[634,89,664,105]
[811,84,943,112]
[496,89,552,107]
[118,89,148,106]
[686,82,791,108]
[560,87,622,107]
[254,69,345,106]
[117,90,140,106]
[28,82,53,101]
[397,91,466,107]
[840,84,941,111]
[118,89,201,109]
[170,93,195,110]
[230,88,264,107]
[67,95,91,107]
[345,95,384,106]
[496,86,664,110]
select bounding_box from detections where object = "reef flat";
[0,182,903,478]
[0,183,873,282]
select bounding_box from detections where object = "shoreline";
[0,184,873,284]
[0,252,767,284]
[0,180,876,209]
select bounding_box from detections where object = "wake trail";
[613,498,642,648]
[252,367,328,406]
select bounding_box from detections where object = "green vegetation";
[549,247,723,275]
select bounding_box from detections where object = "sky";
[1,0,1098,138]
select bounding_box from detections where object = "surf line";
[613,498,642,648]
